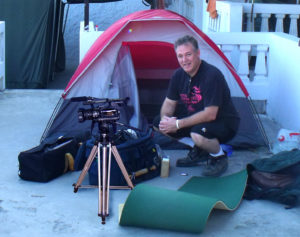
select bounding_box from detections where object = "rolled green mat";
[178,169,248,210]
[119,169,248,233]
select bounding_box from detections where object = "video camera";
[71,96,129,123]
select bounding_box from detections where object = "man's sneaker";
[176,146,208,167]
[202,154,228,177]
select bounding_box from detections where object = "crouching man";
[153,35,240,177]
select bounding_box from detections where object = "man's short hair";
[174,35,199,51]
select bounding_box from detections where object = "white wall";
[166,0,205,29]
[79,21,103,62]
[267,33,300,131]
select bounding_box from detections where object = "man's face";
[175,42,200,77]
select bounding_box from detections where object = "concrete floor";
[1,89,300,237]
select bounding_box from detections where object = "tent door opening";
[123,41,179,124]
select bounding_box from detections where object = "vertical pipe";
[84,0,89,31]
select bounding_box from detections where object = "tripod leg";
[73,145,98,192]
[102,145,107,221]
[97,143,103,221]
[106,143,112,216]
[99,143,111,224]
[111,146,134,189]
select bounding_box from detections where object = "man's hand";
[159,116,178,134]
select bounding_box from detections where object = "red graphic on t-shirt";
[180,86,202,112]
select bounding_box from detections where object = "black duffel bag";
[244,149,300,208]
[18,136,78,182]
[75,129,162,186]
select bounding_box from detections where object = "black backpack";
[244,149,300,208]
[74,129,162,186]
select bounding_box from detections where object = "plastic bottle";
[272,129,300,154]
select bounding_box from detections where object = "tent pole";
[247,96,272,151]
[40,97,64,143]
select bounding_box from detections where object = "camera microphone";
[70,96,89,102]
[112,97,130,106]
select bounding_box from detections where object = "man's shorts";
[152,115,239,144]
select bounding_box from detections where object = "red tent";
[42,9,268,149]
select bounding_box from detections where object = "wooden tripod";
[73,133,134,224]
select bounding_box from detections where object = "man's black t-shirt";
[167,60,239,129]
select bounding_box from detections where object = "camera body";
[78,107,120,123]
[71,96,128,124]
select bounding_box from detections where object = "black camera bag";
[75,129,161,186]
[18,137,78,182]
